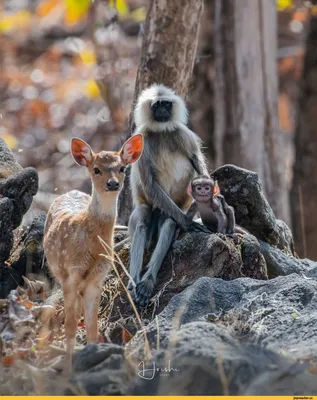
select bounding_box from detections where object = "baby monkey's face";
[192,178,215,202]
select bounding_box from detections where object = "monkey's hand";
[186,221,212,234]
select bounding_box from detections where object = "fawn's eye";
[93,167,101,175]
[119,166,126,173]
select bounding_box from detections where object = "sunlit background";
[0,0,312,222]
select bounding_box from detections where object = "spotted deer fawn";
[43,134,143,374]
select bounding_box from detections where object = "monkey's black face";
[151,100,173,122]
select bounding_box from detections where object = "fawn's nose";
[107,180,120,191]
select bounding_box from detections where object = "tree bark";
[117,0,204,225]
[291,13,317,260]
[213,0,289,224]
[189,0,215,167]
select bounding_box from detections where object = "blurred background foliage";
[0,0,312,224]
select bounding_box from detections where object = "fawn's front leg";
[62,278,79,375]
[83,277,104,344]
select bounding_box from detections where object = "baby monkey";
[187,175,235,234]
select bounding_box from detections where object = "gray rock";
[0,138,43,297]
[0,212,51,298]
[260,240,317,277]
[124,276,317,395]
[212,165,295,253]
[0,167,38,230]
[108,231,267,339]
[69,344,135,395]
[0,197,14,264]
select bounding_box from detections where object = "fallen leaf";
[130,7,146,23]
[19,299,34,309]
[122,327,133,344]
[276,0,294,11]
[64,0,91,26]
[84,80,100,99]
[79,49,96,65]
[109,0,129,17]
[1,354,16,367]
[0,10,32,33]
[36,0,61,17]
[1,349,30,367]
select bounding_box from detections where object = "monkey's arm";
[190,153,209,176]
[219,195,235,234]
[138,157,210,233]
[178,124,209,176]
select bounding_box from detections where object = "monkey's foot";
[127,280,138,301]
[134,275,155,307]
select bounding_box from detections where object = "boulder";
[0,209,51,299]
[0,138,49,298]
[106,230,268,342]
[73,275,317,395]
[212,164,295,254]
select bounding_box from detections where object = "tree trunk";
[291,13,317,260]
[214,0,289,224]
[189,0,215,167]
[117,0,204,225]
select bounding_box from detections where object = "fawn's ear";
[71,138,93,167]
[120,134,144,165]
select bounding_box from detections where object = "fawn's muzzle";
[107,180,120,191]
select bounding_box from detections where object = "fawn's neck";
[88,185,118,223]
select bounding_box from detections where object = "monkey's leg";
[225,206,235,234]
[135,217,176,307]
[220,196,235,235]
[216,211,228,234]
[127,204,152,291]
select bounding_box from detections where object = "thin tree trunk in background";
[291,13,317,260]
[189,0,215,168]
[118,0,204,225]
[214,0,289,224]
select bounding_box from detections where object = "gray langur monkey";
[128,84,210,306]
[187,175,247,235]
[187,175,235,234]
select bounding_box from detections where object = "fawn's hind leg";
[62,278,80,375]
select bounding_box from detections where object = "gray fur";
[128,204,152,284]
[128,85,210,306]
[188,176,236,234]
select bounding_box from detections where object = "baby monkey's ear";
[187,183,193,196]
[213,180,221,196]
